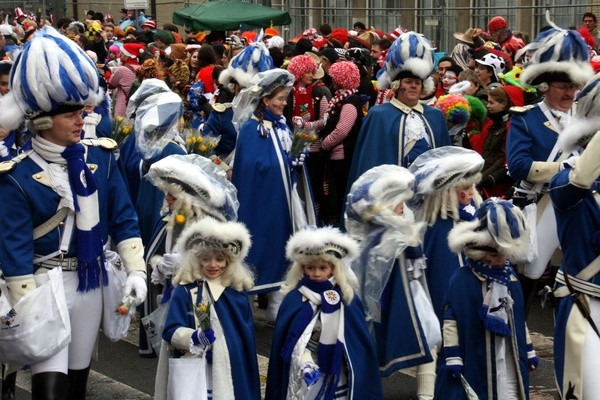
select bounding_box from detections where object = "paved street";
[6,297,559,399]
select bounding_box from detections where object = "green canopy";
[173,0,291,31]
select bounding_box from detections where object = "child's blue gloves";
[191,328,216,348]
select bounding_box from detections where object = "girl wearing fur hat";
[409,147,484,323]
[156,217,260,399]
[265,226,384,400]
[232,69,316,319]
[346,165,441,399]
[435,198,538,400]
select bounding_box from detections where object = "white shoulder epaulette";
[509,105,535,114]
[81,137,118,150]
[0,151,32,175]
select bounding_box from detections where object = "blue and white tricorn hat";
[517,19,594,87]
[556,73,600,153]
[376,31,435,89]
[219,40,275,88]
[409,146,484,196]
[147,154,239,222]
[448,198,529,262]
[127,79,183,162]
[0,26,100,131]
[345,164,415,229]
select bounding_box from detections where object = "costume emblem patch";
[323,290,340,305]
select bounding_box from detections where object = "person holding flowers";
[156,217,260,400]
[232,69,316,320]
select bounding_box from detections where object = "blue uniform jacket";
[163,282,260,399]
[0,146,141,277]
[202,107,237,159]
[347,101,451,189]
[506,105,558,182]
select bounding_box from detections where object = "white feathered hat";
[556,72,600,153]
[345,164,415,226]
[409,146,484,196]
[517,14,594,87]
[448,198,529,262]
[376,31,435,89]
[176,217,251,263]
[219,40,274,88]
[0,26,100,131]
[147,154,239,222]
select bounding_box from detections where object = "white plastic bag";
[101,250,132,341]
[409,279,442,351]
[167,356,208,400]
[141,299,170,353]
[522,203,539,265]
[0,268,71,365]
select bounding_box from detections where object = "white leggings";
[30,271,103,375]
[583,298,600,396]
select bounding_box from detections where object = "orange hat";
[240,31,256,44]
[265,27,278,37]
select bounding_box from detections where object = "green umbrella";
[173,0,291,31]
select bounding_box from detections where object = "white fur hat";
[176,217,251,262]
[448,198,529,262]
[0,26,100,131]
[286,226,359,267]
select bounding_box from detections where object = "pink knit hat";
[328,61,360,90]
[287,54,317,80]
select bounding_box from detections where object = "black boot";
[519,273,539,318]
[31,372,69,400]
[1,369,16,400]
[67,366,91,400]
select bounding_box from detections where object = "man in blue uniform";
[506,26,594,309]
[347,30,451,188]
[0,27,147,399]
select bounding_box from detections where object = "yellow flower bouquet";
[112,116,134,145]
[193,301,211,330]
[183,125,221,157]
[291,128,318,158]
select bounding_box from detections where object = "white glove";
[560,155,579,170]
[158,252,180,278]
[292,116,304,128]
[292,152,306,167]
[124,271,147,306]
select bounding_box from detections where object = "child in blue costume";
[408,146,484,322]
[143,154,240,352]
[345,164,441,399]
[156,217,260,400]
[265,226,384,400]
[435,198,538,400]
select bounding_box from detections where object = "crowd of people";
[0,5,599,400]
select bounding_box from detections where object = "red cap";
[488,16,508,32]
[265,27,278,37]
[121,42,145,58]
